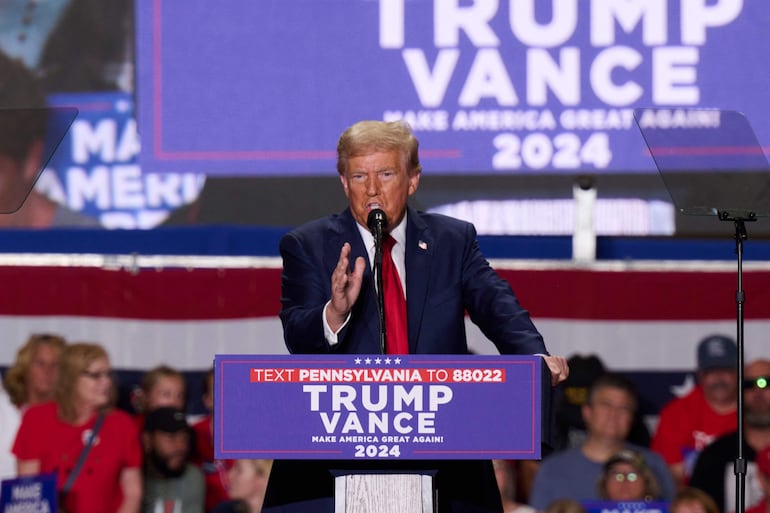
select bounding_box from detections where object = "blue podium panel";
[214,354,541,460]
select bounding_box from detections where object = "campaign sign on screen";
[40,92,205,229]
[214,354,541,460]
[137,1,770,176]
[0,473,58,513]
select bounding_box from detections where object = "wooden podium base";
[334,473,434,513]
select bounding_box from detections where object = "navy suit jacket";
[268,207,547,513]
[279,206,546,356]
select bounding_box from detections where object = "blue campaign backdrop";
[136,1,770,176]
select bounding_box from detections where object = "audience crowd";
[0,332,762,513]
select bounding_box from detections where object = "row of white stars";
[354,357,402,365]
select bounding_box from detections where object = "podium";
[214,354,549,513]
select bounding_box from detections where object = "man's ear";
[407,170,420,196]
[581,402,592,424]
[339,173,351,199]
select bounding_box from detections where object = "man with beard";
[652,334,738,486]
[142,407,205,513]
[691,359,770,513]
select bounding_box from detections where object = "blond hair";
[55,343,114,423]
[135,364,187,413]
[336,120,421,177]
[247,459,272,477]
[3,334,66,407]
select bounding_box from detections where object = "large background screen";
[136,0,770,176]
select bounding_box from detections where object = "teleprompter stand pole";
[719,211,755,513]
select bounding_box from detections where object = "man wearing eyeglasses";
[529,373,675,509]
[652,334,738,487]
[690,359,770,513]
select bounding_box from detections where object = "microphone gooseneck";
[367,209,388,354]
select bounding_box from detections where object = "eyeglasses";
[744,377,769,390]
[592,399,635,414]
[81,370,112,380]
[612,471,639,483]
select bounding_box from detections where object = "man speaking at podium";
[265,120,569,513]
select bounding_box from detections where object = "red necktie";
[382,235,409,354]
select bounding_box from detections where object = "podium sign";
[214,354,541,460]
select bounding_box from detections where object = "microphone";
[367,209,387,244]
[367,208,388,354]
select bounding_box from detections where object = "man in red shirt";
[652,334,738,486]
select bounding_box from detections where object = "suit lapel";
[405,208,432,353]
[326,209,369,273]
[330,209,380,349]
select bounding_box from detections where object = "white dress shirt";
[322,214,407,344]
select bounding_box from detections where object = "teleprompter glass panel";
[0,107,77,214]
[634,108,770,219]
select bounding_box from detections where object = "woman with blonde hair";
[213,459,272,513]
[13,342,142,513]
[1,334,66,479]
[3,333,66,408]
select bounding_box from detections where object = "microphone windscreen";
[367,209,387,234]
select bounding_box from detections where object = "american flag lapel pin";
[418,240,428,250]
